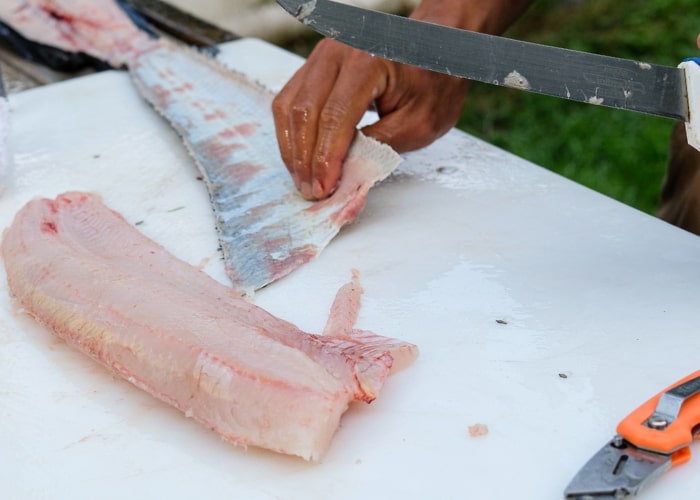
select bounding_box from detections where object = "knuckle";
[271,93,288,116]
[289,102,314,126]
[318,103,346,130]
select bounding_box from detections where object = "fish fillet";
[0,0,403,293]
[2,192,418,460]
[0,0,157,67]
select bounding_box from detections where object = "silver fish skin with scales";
[129,41,401,293]
[0,0,403,293]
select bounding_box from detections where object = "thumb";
[361,109,445,154]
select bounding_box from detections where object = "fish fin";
[344,329,419,376]
[323,271,418,401]
[339,329,419,402]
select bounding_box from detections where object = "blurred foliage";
[458,0,700,214]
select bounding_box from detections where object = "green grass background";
[283,0,700,214]
[458,0,700,214]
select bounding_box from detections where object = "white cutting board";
[2,38,700,499]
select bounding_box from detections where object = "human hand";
[272,38,470,200]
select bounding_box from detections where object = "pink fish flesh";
[2,192,418,460]
[0,0,157,67]
[0,0,403,293]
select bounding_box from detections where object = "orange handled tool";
[564,370,700,499]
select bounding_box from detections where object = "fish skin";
[129,42,401,293]
[0,0,403,292]
[2,192,418,460]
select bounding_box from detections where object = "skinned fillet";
[1,192,418,460]
[0,0,158,67]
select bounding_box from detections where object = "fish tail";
[337,328,418,403]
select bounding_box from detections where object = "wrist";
[410,0,533,35]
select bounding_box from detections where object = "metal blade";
[276,0,689,121]
[564,436,672,499]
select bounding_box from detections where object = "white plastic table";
[2,38,700,499]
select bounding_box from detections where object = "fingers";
[273,40,387,200]
[272,50,336,199]
[272,41,470,200]
[311,52,389,198]
[363,66,470,153]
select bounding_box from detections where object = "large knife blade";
[276,0,700,148]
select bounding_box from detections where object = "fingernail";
[311,179,325,199]
[300,182,313,200]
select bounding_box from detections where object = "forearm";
[410,0,534,35]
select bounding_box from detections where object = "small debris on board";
[468,423,489,437]
[436,165,457,174]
